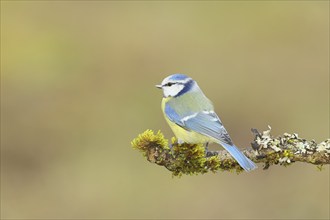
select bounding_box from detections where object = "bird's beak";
[155,84,162,89]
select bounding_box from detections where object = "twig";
[131,126,330,176]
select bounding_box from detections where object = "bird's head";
[156,74,196,98]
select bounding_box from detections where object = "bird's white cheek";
[163,85,184,97]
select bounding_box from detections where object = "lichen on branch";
[131,127,330,176]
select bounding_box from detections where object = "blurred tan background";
[1,1,329,219]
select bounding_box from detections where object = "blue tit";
[156,74,257,172]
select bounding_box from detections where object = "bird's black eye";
[166,82,174,87]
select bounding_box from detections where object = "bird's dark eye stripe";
[163,82,186,87]
[165,82,175,86]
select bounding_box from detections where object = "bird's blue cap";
[167,74,190,81]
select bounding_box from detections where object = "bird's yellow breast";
[161,97,213,144]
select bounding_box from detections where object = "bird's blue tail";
[220,142,257,172]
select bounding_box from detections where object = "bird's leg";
[170,139,184,152]
[205,142,209,152]
[205,142,212,157]
[205,142,218,157]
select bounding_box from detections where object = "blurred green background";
[1,1,329,219]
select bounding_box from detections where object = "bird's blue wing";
[183,111,233,146]
[165,102,232,145]
[164,103,185,127]
[165,105,257,171]
[183,111,257,171]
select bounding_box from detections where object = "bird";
[156,74,257,172]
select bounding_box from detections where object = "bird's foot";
[204,142,219,157]
[205,150,219,157]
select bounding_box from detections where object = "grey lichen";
[131,127,329,176]
[251,126,330,169]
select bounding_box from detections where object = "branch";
[131,127,330,176]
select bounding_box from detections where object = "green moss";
[267,151,280,163]
[316,165,324,171]
[219,158,243,174]
[263,149,295,168]
[131,129,169,158]
[170,141,209,176]
[283,149,293,158]
[131,130,232,176]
